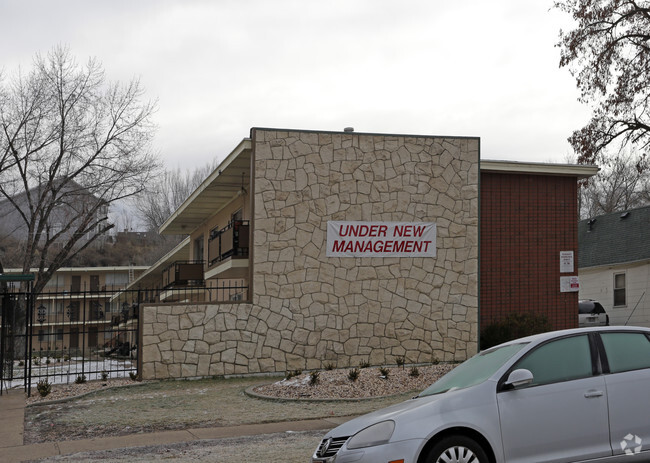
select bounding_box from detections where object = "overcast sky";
[0,0,588,170]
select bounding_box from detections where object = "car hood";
[326,392,448,438]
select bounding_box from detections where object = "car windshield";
[418,342,527,397]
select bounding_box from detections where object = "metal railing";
[208,220,250,267]
[162,261,205,288]
[2,281,250,396]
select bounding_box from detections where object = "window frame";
[596,331,650,375]
[613,272,626,307]
[497,333,601,392]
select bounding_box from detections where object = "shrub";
[37,379,52,397]
[309,371,320,386]
[379,366,390,379]
[323,362,335,370]
[348,368,360,382]
[394,356,405,369]
[359,361,370,369]
[480,312,552,350]
[75,375,86,384]
[18,360,24,367]
[101,371,108,381]
[285,369,302,380]
[129,372,138,381]
[409,366,420,377]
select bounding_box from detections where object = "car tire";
[425,435,489,463]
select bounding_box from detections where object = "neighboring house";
[4,266,146,352]
[0,179,110,248]
[137,128,596,380]
[578,205,650,327]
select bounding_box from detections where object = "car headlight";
[347,420,395,449]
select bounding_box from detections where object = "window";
[56,329,63,341]
[194,235,204,261]
[106,273,129,286]
[614,273,626,306]
[601,333,650,373]
[513,335,592,386]
[38,329,46,342]
[55,301,64,314]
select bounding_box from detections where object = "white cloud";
[0,0,589,167]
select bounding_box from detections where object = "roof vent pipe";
[587,218,596,231]
[344,127,354,132]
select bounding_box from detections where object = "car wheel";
[426,435,489,463]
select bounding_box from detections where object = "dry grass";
[24,364,456,445]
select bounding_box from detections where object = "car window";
[512,335,592,386]
[601,332,650,373]
[419,342,526,396]
[579,301,606,314]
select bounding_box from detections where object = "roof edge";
[125,237,191,289]
[579,257,650,271]
[2,266,149,273]
[159,138,252,235]
[481,160,599,179]
[250,127,481,141]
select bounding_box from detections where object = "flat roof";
[159,129,599,237]
[481,160,598,179]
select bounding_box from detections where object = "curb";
[26,381,150,407]
[244,384,418,403]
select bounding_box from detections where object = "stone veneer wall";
[141,129,479,379]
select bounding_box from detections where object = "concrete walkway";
[0,389,343,463]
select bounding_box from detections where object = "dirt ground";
[29,431,325,462]
[25,365,453,444]
[24,365,455,462]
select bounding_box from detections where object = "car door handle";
[584,390,604,398]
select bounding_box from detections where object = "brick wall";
[480,172,579,331]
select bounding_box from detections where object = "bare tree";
[134,161,217,232]
[0,46,159,294]
[556,0,650,164]
[579,151,650,219]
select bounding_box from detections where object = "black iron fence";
[1,287,141,396]
[1,282,249,396]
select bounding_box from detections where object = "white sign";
[560,251,574,273]
[560,276,580,293]
[326,221,436,257]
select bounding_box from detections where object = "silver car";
[312,326,650,462]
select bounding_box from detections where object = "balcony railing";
[162,261,205,289]
[208,220,250,267]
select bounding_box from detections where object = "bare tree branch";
[556,0,650,163]
[0,46,160,294]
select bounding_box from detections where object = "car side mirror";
[505,369,533,388]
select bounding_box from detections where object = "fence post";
[81,290,87,380]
